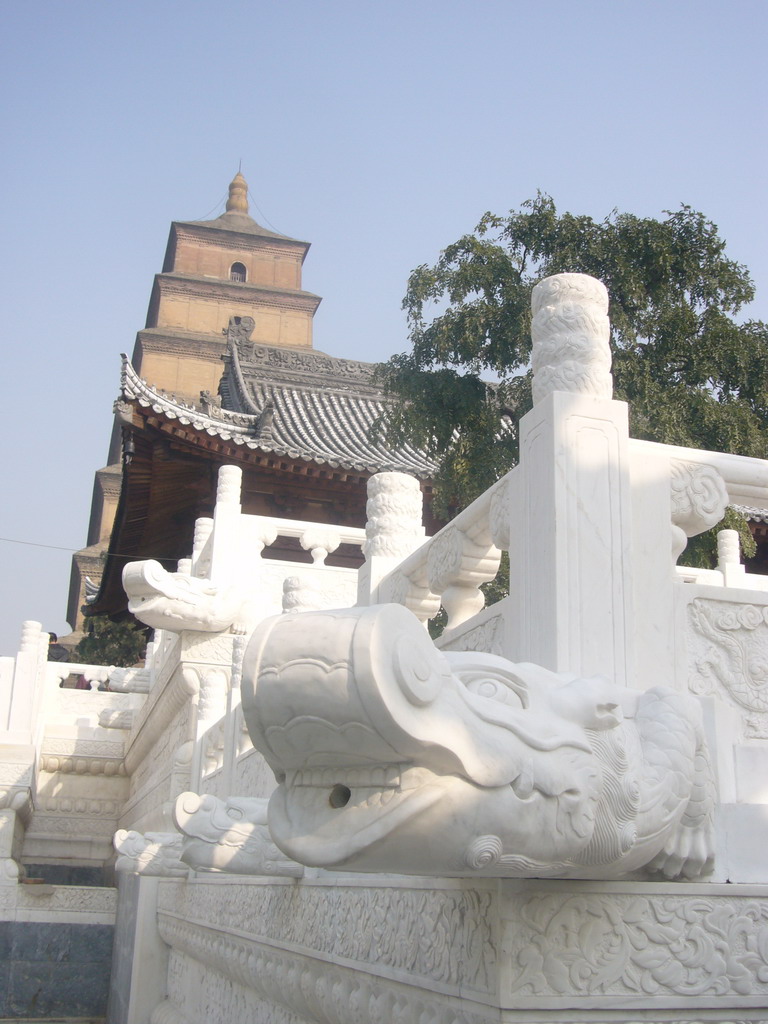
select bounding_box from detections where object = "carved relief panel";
[688,596,768,738]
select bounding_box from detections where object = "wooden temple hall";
[69,173,440,631]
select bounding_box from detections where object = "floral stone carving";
[241,603,714,879]
[504,890,768,1000]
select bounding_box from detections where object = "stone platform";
[116,874,768,1024]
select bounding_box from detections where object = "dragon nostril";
[329,784,351,809]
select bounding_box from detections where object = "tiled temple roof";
[119,337,438,479]
[176,211,301,242]
[731,503,768,524]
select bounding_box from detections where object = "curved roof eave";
[119,355,438,479]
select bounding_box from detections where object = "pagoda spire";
[225,171,249,215]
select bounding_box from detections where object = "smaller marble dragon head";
[123,559,245,633]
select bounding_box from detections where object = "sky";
[1,0,766,656]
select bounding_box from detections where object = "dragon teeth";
[289,765,403,790]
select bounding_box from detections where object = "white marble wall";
[133,875,768,1024]
[9,274,768,1022]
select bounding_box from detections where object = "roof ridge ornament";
[225,172,249,215]
[258,399,275,440]
[225,315,255,345]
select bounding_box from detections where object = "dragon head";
[241,604,606,875]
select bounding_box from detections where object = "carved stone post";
[718,527,746,588]
[358,472,426,605]
[0,788,31,884]
[178,632,236,795]
[220,632,248,795]
[191,516,214,579]
[6,620,47,741]
[208,466,243,585]
[512,274,633,684]
[0,621,42,883]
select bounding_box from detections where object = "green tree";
[74,615,148,668]
[377,195,768,523]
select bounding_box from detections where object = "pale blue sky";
[1,0,766,654]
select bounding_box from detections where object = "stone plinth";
[114,875,768,1024]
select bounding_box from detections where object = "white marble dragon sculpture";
[172,792,303,877]
[240,603,715,880]
[123,559,253,633]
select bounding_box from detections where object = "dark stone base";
[21,865,108,887]
[0,922,113,1019]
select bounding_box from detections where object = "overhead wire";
[189,179,287,236]
[0,536,186,562]
[249,197,284,235]
[194,192,228,221]
[0,537,78,553]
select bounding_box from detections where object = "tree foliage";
[74,615,147,668]
[377,195,768,519]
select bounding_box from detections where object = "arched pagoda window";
[230,262,247,282]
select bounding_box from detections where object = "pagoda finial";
[226,171,249,215]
